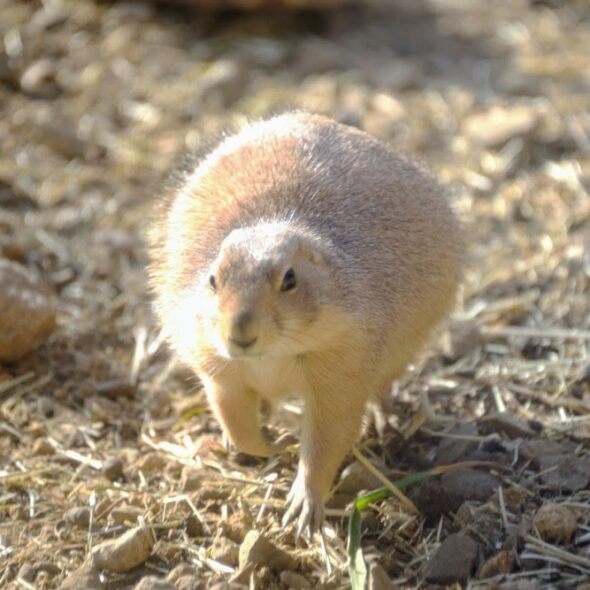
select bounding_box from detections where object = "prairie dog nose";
[229,311,258,348]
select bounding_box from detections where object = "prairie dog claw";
[282,475,324,539]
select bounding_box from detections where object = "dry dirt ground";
[1,1,590,588]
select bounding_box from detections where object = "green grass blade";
[347,467,441,590]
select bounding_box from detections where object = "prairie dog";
[149,113,462,534]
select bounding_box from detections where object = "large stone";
[0,260,56,362]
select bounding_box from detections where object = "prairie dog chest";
[240,356,305,399]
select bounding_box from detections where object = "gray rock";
[425,534,479,585]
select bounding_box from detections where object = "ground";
[1,0,589,588]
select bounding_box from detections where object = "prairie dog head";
[199,222,333,359]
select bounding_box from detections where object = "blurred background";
[1,1,589,588]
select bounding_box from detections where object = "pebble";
[479,412,538,438]
[103,456,125,481]
[210,537,240,566]
[97,379,136,400]
[0,260,56,362]
[519,439,570,465]
[19,58,61,98]
[337,461,382,495]
[462,105,540,148]
[425,534,479,585]
[368,562,396,590]
[533,503,577,544]
[92,526,154,572]
[59,563,102,590]
[239,530,297,571]
[32,437,55,456]
[180,466,205,491]
[166,564,202,586]
[65,507,90,529]
[479,550,515,578]
[36,121,105,161]
[280,571,311,589]
[185,514,204,537]
[134,577,175,590]
[434,422,479,465]
[108,506,143,526]
[441,469,499,506]
[538,454,590,492]
[136,452,168,476]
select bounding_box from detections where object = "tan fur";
[148,112,463,534]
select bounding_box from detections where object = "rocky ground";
[1,0,589,588]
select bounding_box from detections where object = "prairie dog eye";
[209,274,217,290]
[280,268,297,292]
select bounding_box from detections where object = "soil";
[1,0,589,588]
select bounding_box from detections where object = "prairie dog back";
[149,112,463,534]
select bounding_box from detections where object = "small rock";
[280,570,311,590]
[295,38,347,76]
[196,59,249,108]
[17,563,35,583]
[539,454,590,491]
[166,564,201,584]
[210,537,240,566]
[479,412,538,438]
[32,438,55,456]
[59,563,103,590]
[434,422,479,465]
[185,514,204,537]
[36,121,104,161]
[441,469,500,505]
[109,506,143,526]
[337,461,382,495]
[443,320,484,360]
[219,511,253,543]
[239,530,297,572]
[425,534,479,585]
[519,439,571,465]
[454,502,477,528]
[19,58,61,98]
[92,526,154,572]
[29,6,69,32]
[97,379,136,400]
[136,452,168,476]
[180,466,205,491]
[410,478,455,523]
[65,507,90,529]
[134,577,175,590]
[175,577,205,590]
[533,503,577,544]
[368,562,396,590]
[9,505,28,520]
[0,260,56,362]
[462,105,540,148]
[103,457,124,482]
[479,550,515,578]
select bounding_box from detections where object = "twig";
[351,446,419,514]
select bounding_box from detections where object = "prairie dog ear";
[298,238,324,265]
